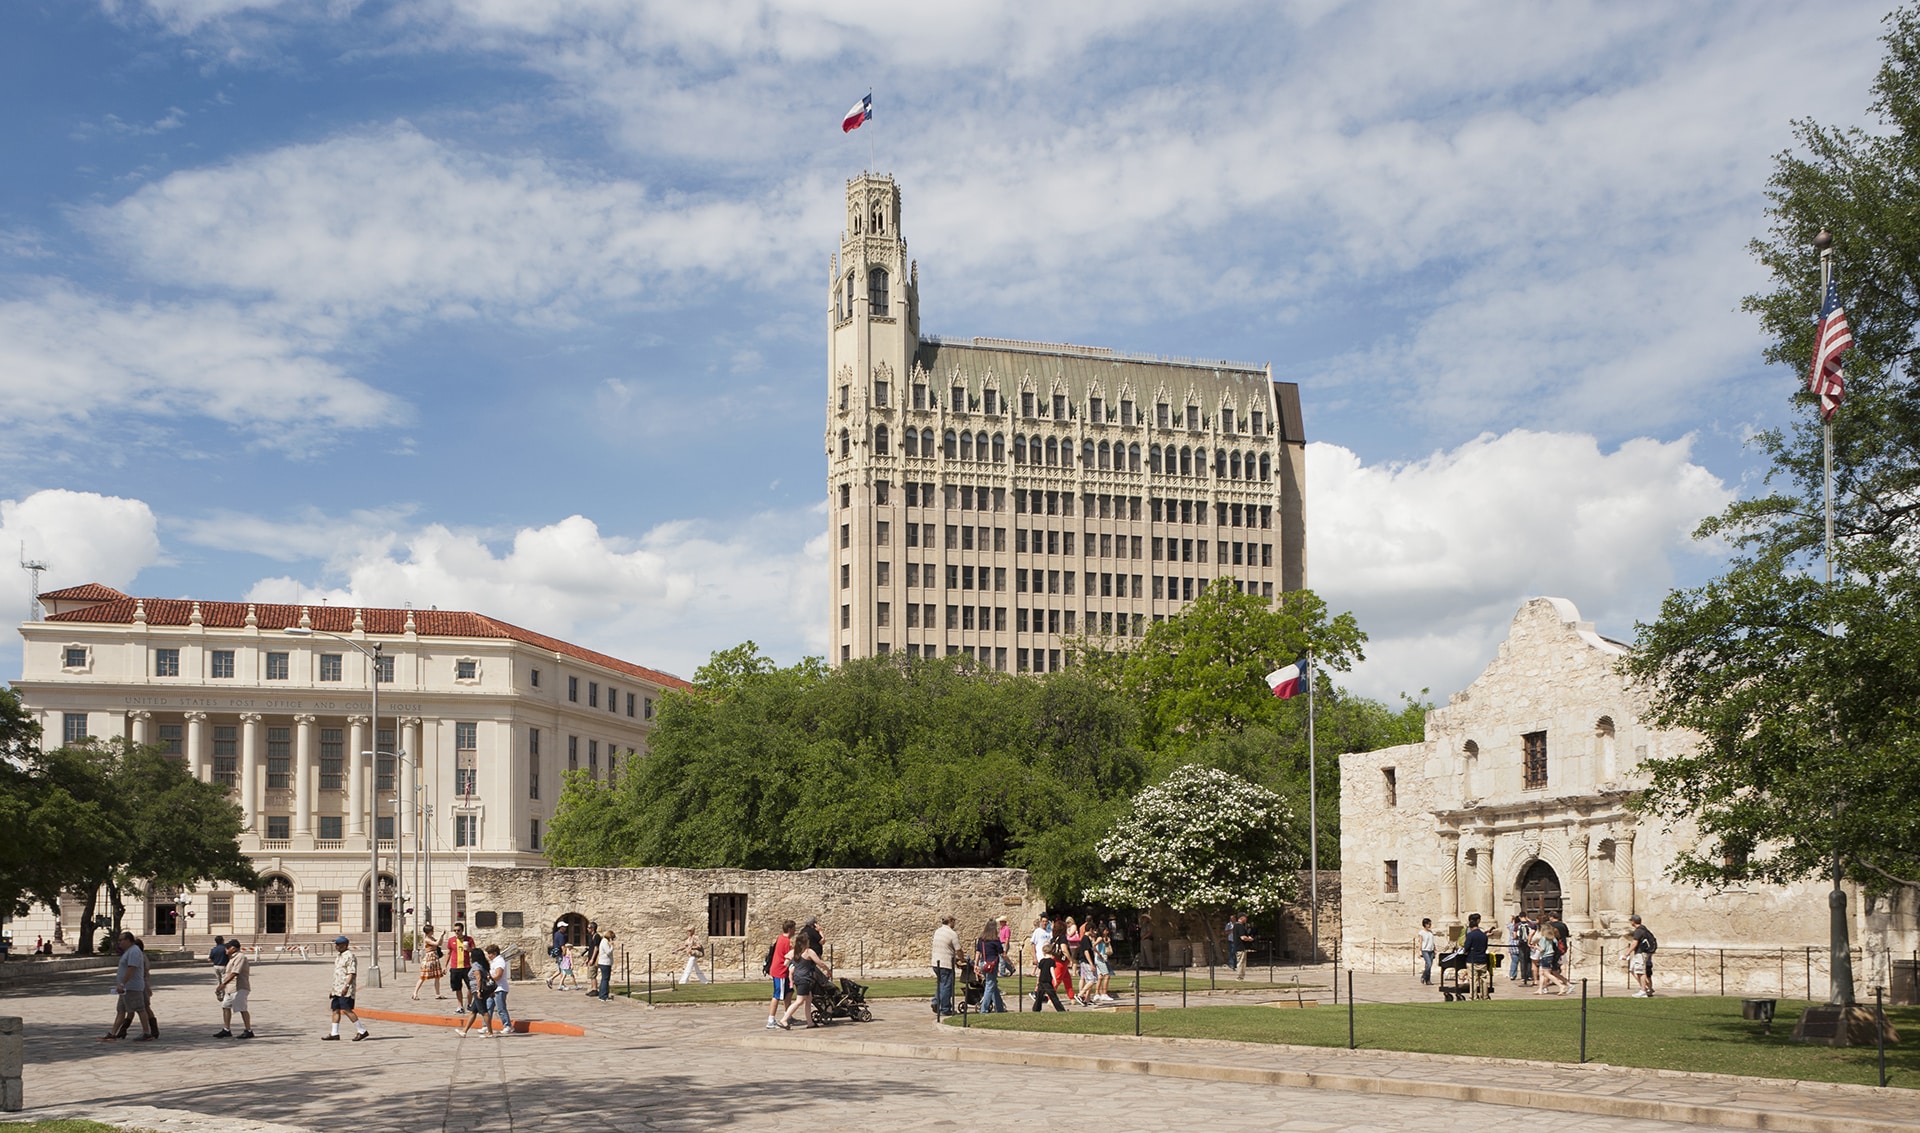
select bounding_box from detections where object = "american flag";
[1809,278,1853,421]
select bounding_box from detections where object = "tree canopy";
[0,689,258,952]
[1090,764,1301,914]
[1626,7,1920,897]
[551,585,1425,905]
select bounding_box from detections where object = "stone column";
[128,711,151,746]
[184,712,208,781]
[0,1015,20,1112]
[1483,838,1498,921]
[1614,830,1636,915]
[239,713,263,829]
[294,714,316,838]
[348,716,368,846]
[1565,827,1593,930]
[1438,830,1460,924]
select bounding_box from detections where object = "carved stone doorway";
[1520,860,1562,921]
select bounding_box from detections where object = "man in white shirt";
[486,944,513,1034]
[1028,917,1054,972]
[930,916,961,1018]
[1417,917,1437,985]
[215,945,254,1039]
[325,935,369,1042]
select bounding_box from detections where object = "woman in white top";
[676,926,711,986]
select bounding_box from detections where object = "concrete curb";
[729,1034,1920,1133]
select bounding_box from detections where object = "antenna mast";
[19,544,48,622]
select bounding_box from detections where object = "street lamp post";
[284,626,384,988]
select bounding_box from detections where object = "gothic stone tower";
[827,174,1308,669]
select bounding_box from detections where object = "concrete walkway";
[4,959,1913,1132]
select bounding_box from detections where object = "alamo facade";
[1341,597,1918,997]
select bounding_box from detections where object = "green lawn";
[620,973,1303,1005]
[953,997,1916,1088]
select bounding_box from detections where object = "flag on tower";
[842,94,873,133]
[1266,657,1309,700]
[1809,278,1853,421]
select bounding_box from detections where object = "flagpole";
[1814,228,1856,1009]
[1307,649,1319,965]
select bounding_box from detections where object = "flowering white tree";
[1090,764,1301,920]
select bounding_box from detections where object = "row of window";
[563,674,653,719]
[841,577,1277,639]
[838,488,1274,534]
[134,647,401,683]
[851,382,1271,439]
[842,426,1274,484]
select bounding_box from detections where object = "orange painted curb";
[356,1007,586,1037]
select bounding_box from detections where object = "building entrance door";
[259,877,293,935]
[152,902,178,936]
[1520,861,1562,921]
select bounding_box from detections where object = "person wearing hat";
[325,935,369,1042]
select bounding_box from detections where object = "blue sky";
[0,1,1893,700]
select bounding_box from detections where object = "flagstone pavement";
[4,959,1917,1132]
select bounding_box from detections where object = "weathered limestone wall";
[466,866,1043,974]
[1340,598,1880,986]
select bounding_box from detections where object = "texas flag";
[842,93,873,133]
[1266,657,1308,699]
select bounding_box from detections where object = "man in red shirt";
[444,923,475,1014]
[766,920,794,1030]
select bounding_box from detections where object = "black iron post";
[1579,979,1589,1063]
[647,953,653,1005]
[1182,964,1187,1008]
[1134,959,1141,1037]
[1878,985,1888,1088]
[1346,970,1355,1049]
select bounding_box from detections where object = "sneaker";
[765,1018,778,1029]
[213,1029,233,1038]
[238,1031,255,1040]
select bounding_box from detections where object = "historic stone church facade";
[1341,597,1914,997]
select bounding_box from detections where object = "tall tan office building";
[827,174,1307,669]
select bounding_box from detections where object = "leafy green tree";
[1627,6,1920,1001]
[0,722,257,952]
[1089,765,1301,950]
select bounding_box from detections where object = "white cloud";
[203,505,827,678]
[1308,431,1734,701]
[0,284,400,447]
[1,489,164,626]
[87,125,830,320]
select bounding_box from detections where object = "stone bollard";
[0,1016,21,1110]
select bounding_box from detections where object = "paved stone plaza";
[5,960,1915,1132]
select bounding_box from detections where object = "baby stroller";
[811,976,875,1023]
[1435,949,1495,1001]
[954,958,984,1016]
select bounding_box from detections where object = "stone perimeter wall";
[466,866,1044,974]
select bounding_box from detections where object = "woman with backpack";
[458,951,496,1036]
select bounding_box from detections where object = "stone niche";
[465,865,1044,975]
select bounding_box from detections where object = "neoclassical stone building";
[1341,598,1914,995]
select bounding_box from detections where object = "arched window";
[839,428,850,458]
[959,431,973,460]
[921,427,934,455]
[844,274,856,319]
[1259,452,1271,481]
[1150,445,1162,473]
[1463,740,1480,797]
[1061,440,1074,468]
[1215,448,1227,476]
[976,431,989,461]
[868,268,890,313]
[874,425,889,455]
[992,433,1005,461]
[1045,437,1059,466]
[1013,434,1027,463]
[1179,446,1192,475]
[1129,443,1141,472]
[1596,716,1618,780]
[904,428,919,457]
[1098,441,1111,469]
[943,429,958,459]
[1082,440,1095,468]
[1230,451,1242,479]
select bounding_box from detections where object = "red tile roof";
[38,583,131,602]
[42,587,690,690]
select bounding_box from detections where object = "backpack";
[1639,929,1658,954]
[762,944,776,976]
